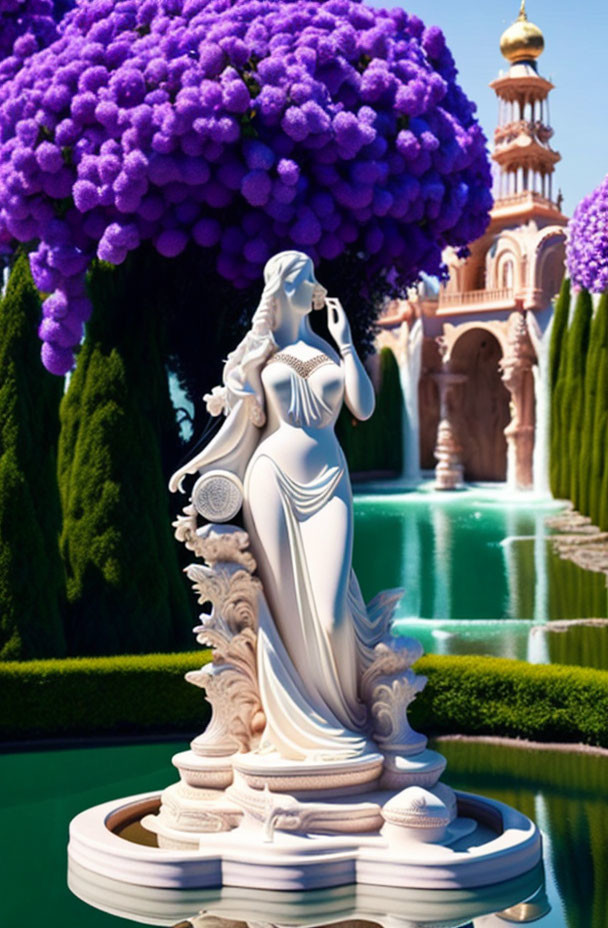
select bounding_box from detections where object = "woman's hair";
[208,251,312,426]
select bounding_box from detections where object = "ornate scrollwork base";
[177,517,265,759]
[361,635,428,758]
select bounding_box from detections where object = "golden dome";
[500,1,544,63]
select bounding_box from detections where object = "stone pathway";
[546,508,608,579]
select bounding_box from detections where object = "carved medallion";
[192,470,243,522]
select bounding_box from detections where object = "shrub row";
[2,652,607,746]
[412,655,608,748]
[0,652,211,741]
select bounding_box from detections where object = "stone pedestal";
[500,311,537,490]
[431,371,467,490]
[141,519,448,848]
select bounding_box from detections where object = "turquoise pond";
[1,739,606,927]
[353,485,608,669]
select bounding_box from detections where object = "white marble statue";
[68,252,543,892]
[170,250,401,766]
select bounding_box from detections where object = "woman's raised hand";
[326,298,352,351]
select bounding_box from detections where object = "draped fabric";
[282,367,333,428]
[242,351,393,762]
[247,456,375,761]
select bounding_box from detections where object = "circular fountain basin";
[68,788,541,892]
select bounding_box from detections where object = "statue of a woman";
[170,251,396,766]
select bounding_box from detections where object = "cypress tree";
[587,296,608,527]
[549,278,571,498]
[579,293,608,515]
[58,256,192,656]
[377,346,404,474]
[563,289,593,504]
[598,414,608,531]
[0,254,66,659]
[336,347,403,475]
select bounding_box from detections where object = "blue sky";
[368,0,608,217]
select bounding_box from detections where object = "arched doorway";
[449,329,510,482]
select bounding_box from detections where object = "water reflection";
[67,860,546,928]
[1,735,602,928]
[352,490,608,668]
[441,740,608,928]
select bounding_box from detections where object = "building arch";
[449,327,511,482]
[440,320,510,364]
[532,226,566,299]
[488,231,525,290]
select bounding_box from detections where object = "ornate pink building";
[378,1,567,489]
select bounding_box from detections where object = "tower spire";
[491,5,560,204]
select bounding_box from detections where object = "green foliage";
[564,289,593,505]
[549,278,570,498]
[336,346,403,475]
[58,257,193,656]
[588,295,608,529]
[0,254,65,659]
[0,652,210,739]
[411,655,608,747]
[598,420,608,530]
[3,652,608,746]
[550,285,608,530]
[578,293,607,513]
[549,277,571,390]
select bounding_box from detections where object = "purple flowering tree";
[0,1,75,80]
[0,0,492,376]
[567,173,608,293]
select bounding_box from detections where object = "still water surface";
[1,739,606,928]
[353,487,608,668]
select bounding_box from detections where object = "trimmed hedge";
[412,655,608,747]
[1,652,607,746]
[0,652,211,740]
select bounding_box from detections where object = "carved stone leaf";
[369,675,427,747]
[179,530,264,757]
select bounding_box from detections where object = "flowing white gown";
[243,348,392,763]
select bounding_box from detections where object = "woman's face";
[284,261,320,316]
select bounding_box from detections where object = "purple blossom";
[73,179,98,212]
[193,216,220,247]
[156,227,188,258]
[41,340,73,375]
[0,0,491,373]
[241,169,272,207]
[244,140,275,172]
[35,141,63,173]
[0,0,64,70]
[282,107,309,142]
[567,174,608,293]
[222,79,250,114]
[292,207,322,246]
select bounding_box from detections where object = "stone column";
[431,370,467,491]
[500,311,537,490]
